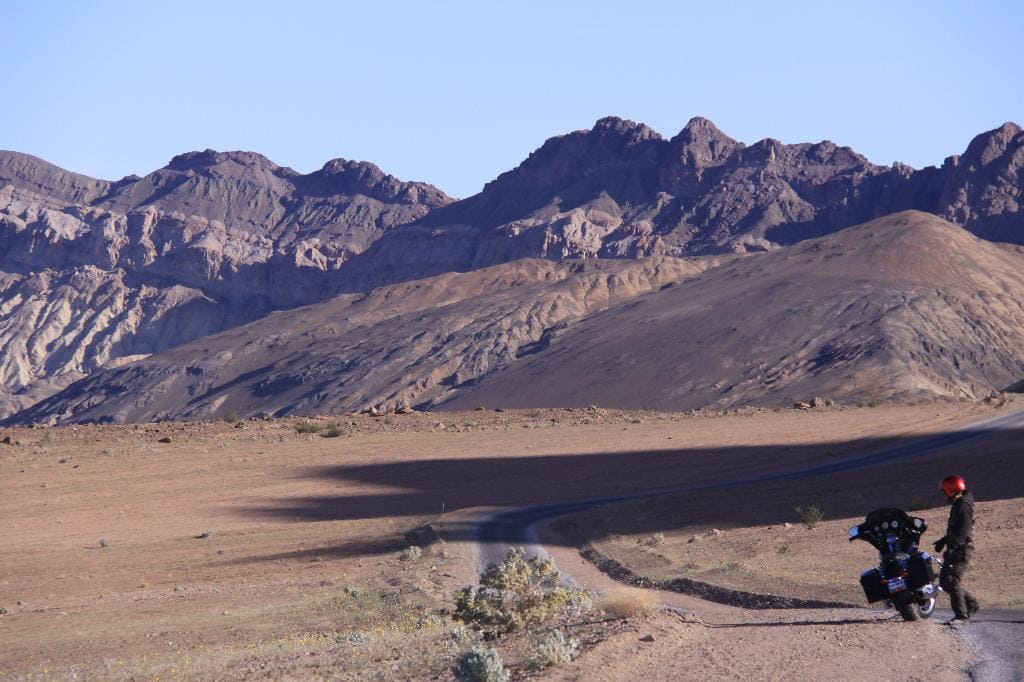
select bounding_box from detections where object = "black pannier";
[860,568,886,603]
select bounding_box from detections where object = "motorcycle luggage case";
[909,551,936,587]
[860,568,886,603]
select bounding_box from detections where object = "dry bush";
[454,547,588,634]
[794,505,824,529]
[597,587,659,619]
[453,646,509,682]
[529,629,579,669]
[400,546,423,562]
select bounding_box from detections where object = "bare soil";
[1,401,1017,679]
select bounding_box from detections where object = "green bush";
[453,647,509,682]
[454,547,588,633]
[223,409,240,424]
[794,505,824,529]
[295,421,321,434]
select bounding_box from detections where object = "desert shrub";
[99,538,109,548]
[321,421,344,438]
[597,587,658,619]
[638,532,665,548]
[454,547,588,633]
[295,421,321,434]
[453,647,509,682]
[223,409,240,424]
[529,629,579,669]
[776,544,790,556]
[399,546,423,562]
[794,504,824,529]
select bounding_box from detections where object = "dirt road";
[474,406,1024,680]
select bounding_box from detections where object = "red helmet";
[940,475,966,498]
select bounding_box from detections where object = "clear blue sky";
[2,0,1021,198]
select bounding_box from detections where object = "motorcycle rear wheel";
[895,596,935,621]
[895,599,920,621]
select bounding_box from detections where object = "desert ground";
[2,399,1022,679]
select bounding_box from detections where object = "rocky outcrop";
[339,118,1024,288]
[0,151,452,417]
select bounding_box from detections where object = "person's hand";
[933,538,946,554]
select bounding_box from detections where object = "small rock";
[233,422,245,429]
[1,435,16,445]
[639,634,655,642]
[707,528,722,537]
[784,522,792,529]
[0,607,7,616]
[794,401,812,410]
[474,406,486,411]
[396,405,415,415]
[58,458,69,463]
[687,535,700,543]
[157,436,172,443]
[811,397,826,409]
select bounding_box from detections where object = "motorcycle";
[848,507,939,621]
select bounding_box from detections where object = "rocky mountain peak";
[0,150,110,206]
[302,158,452,206]
[589,116,663,143]
[960,121,1024,167]
[165,149,281,174]
[668,116,742,168]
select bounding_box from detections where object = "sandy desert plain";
[2,397,1023,680]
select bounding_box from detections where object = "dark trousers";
[940,546,979,619]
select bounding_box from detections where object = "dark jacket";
[941,491,975,552]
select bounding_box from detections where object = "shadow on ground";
[235,422,1024,563]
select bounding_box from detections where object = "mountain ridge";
[2,118,1022,419]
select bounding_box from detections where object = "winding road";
[473,406,1024,681]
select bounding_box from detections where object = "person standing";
[933,474,980,624]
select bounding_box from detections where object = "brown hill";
[8,256,723,424]
[443,211,1024,410]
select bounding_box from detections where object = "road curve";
[472,407,1024,680]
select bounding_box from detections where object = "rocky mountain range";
[0,150,450,416]
[337,117,1023,287]
[1,117,1022,422]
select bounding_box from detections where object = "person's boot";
[966,594,980,619]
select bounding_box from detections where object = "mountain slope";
[443,211,1024,410]
[6,256,725,424]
